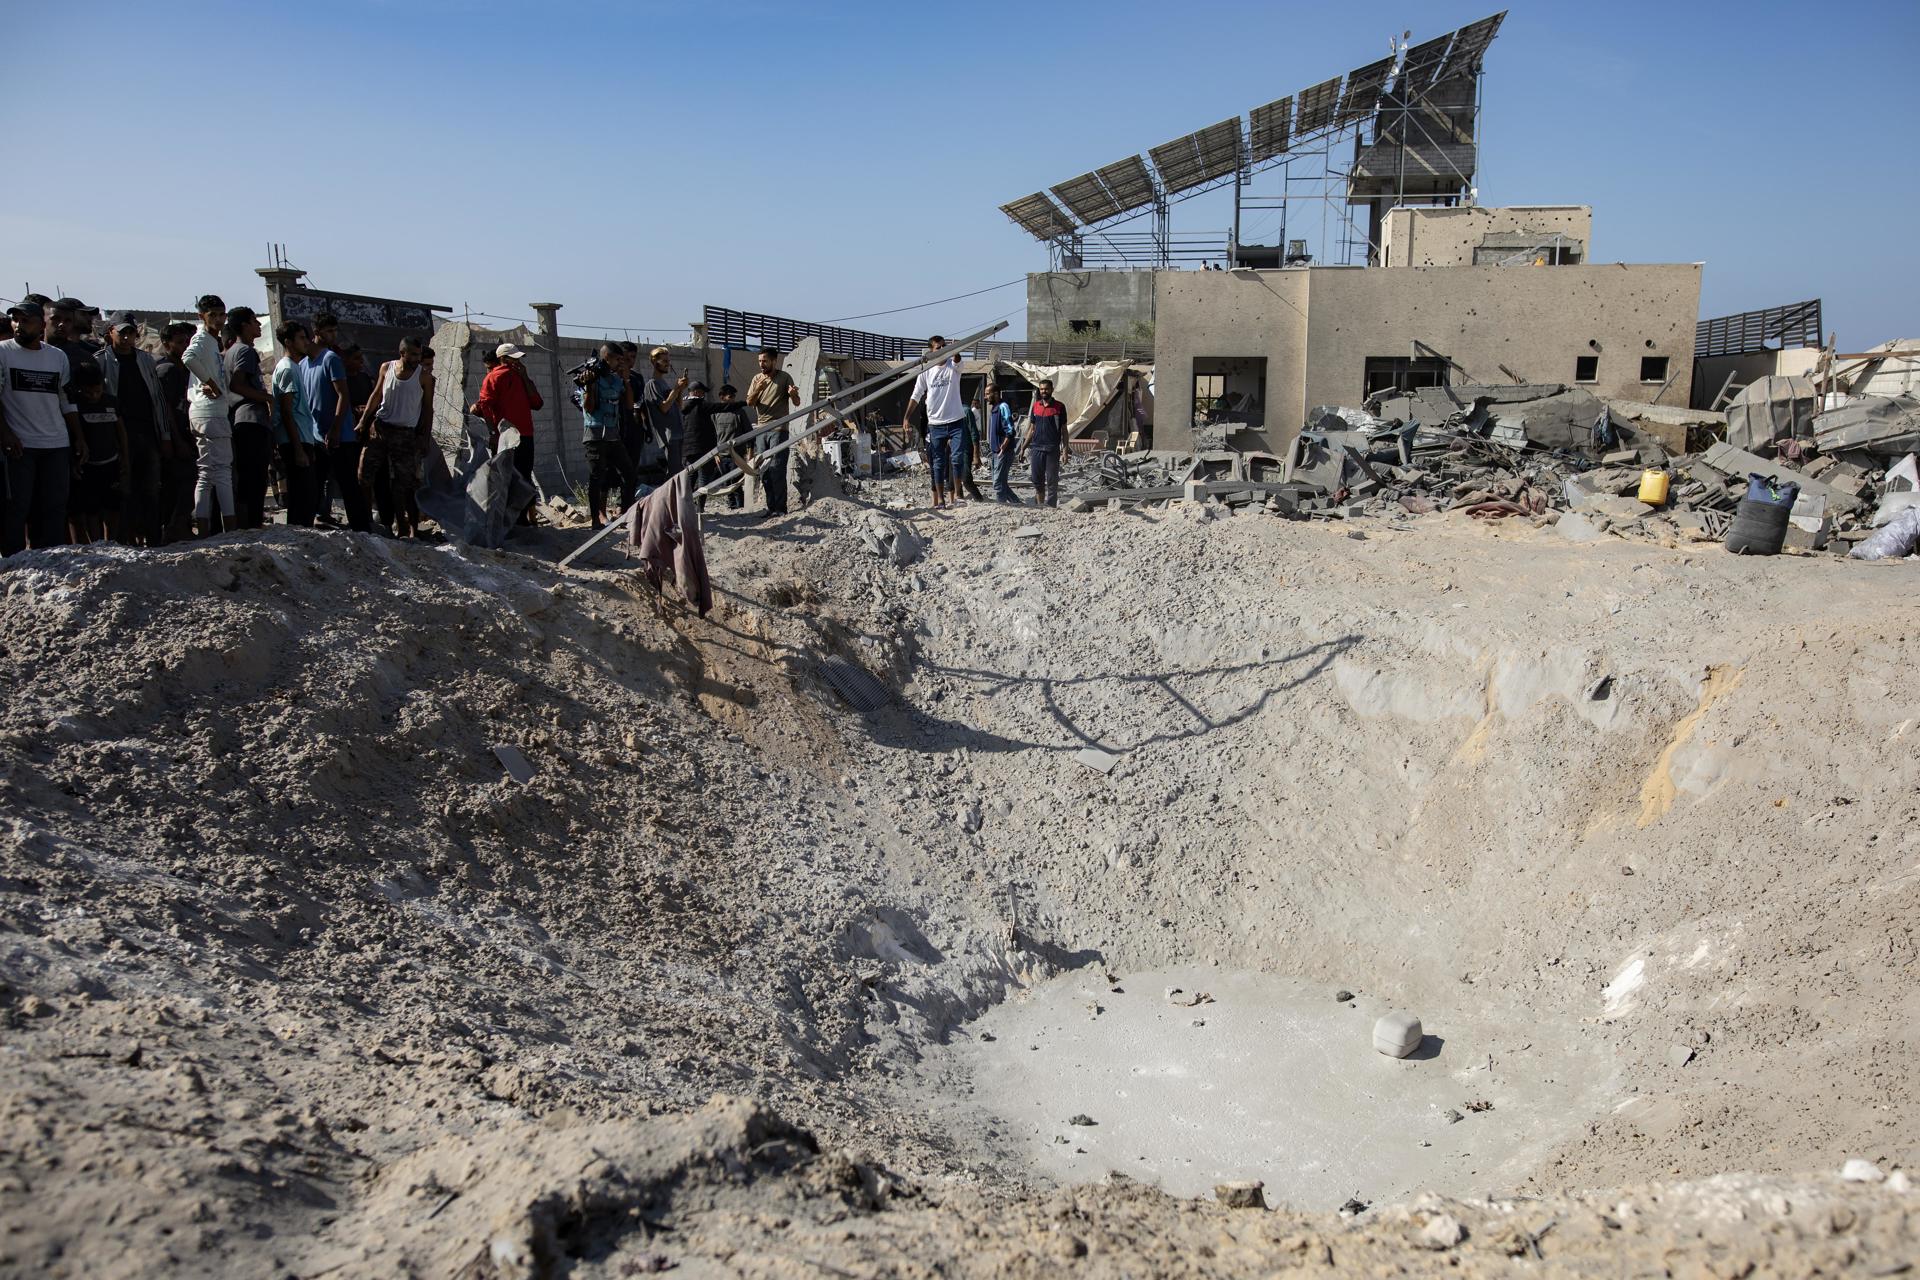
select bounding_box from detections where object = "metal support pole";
[558,319,1007,569]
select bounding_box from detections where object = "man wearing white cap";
[469,340,545,524]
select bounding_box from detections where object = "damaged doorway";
[1194,357,1267,431]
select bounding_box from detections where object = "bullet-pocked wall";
[1026,270,1157,340]
[1153,263,1703,455]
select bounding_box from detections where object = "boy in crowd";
[271,321,321,526]
[66,361,127,543]
[301,311,351,527]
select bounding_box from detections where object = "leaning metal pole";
[558,319,1008,569]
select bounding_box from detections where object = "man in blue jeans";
[906,335,967,508]
[987,388,1019,503]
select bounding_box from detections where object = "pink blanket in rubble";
[629,470,713,616]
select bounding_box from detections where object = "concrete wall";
[428,320,707,501]
[1027,271,1156,340]
[1153,270,1310,455]
[1380,206,1592,268]
[1153,261,1702,454]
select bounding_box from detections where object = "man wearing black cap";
[0,302,88,554]
[97,315,173,546]
[49,298,102,370]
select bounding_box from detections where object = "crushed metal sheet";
[818,660,892,715]
[491,744,536,785]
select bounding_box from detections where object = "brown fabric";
[630,469,712,616]
[747,370,796,424]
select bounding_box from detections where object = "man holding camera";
[578,343,636,528]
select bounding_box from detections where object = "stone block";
[1373,1011,1423,1058]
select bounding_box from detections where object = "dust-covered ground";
[1,494,1917,1277]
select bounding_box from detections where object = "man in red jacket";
[469,341,545,525]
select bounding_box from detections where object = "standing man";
[1021,377,1068,508]
[0,301,87,554]
[153,321,197,541]
[185,295,235,535]
[745,347,799,517]
[97,314,173,546]
[222,306,273,527]
[905,335,967,509]
[300,311,348,526]
[578,343,635,529]
[988,388,1019,504]
[271,321,321,527]
[469,341,544,525]
[641,346,689,477]
[355,337,431,538]
[65,361,127,543]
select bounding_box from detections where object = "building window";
[1575,355,1599,383]
[1194,373,1224,418]
[1640,356,1669,383]
[1068,319,1102,335]
[1363,356,1450,399]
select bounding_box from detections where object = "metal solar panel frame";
[1051,171,1123,224]
[1095,155,1158,217]
[1000,192,1076,241]
[1437,11,1505,82]
[1337,56,1395,126]
[1294,76,1342,136]
[1248,94,1293,162]
[1397,33,1454,93]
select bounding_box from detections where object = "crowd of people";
[0,299,1076,556]
[0,294,401,554]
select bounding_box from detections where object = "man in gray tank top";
[353,336,431,538]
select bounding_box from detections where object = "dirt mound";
[2,504,1916,1274]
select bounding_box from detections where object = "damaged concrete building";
[1002,11,1700,457]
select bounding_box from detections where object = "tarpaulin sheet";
[1004,361,1133,436]
[1726,375,1818,451]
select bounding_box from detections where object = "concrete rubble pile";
[1073,381,1920,558]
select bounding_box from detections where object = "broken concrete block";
[1373,1011,1423,1058]
[491,744,536,785]
[1667,1044,1695,1069]
[1841,1159,1885,1183]
[1603,449,1642,466]
[1215,1181,1267,1210]
[1013,526,1043,539]
[1182,478,1205,504]
[1414,1212,1467,1250]
[1074,747,1119,775]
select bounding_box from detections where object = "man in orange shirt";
[469,342,545,525]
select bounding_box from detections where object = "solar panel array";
[997,11,1506,242]
[1248,94,1293,162]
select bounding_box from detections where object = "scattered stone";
[1169,990,1214,1008]
[1841,1159,1886,1183]
[1464,1099,1494,1113]
[1414,1211,1468,1250]
[1333,989,1354,1003]
[1215,1180,1267,1209]
[1443,1108,1465,1125]
[1052,1135,1069,1145]
[1067,1114,1096,1127]
[1337,1197,1370,1217]
[1889,1170,1913,1193]
[1667,1044,1696,1069]
[1374,1011,1424,1058]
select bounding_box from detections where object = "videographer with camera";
[576,343,636,529]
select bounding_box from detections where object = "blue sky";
[8,0,1916,345]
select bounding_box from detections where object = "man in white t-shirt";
[0,301,87,554]
[906,335,967,509]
